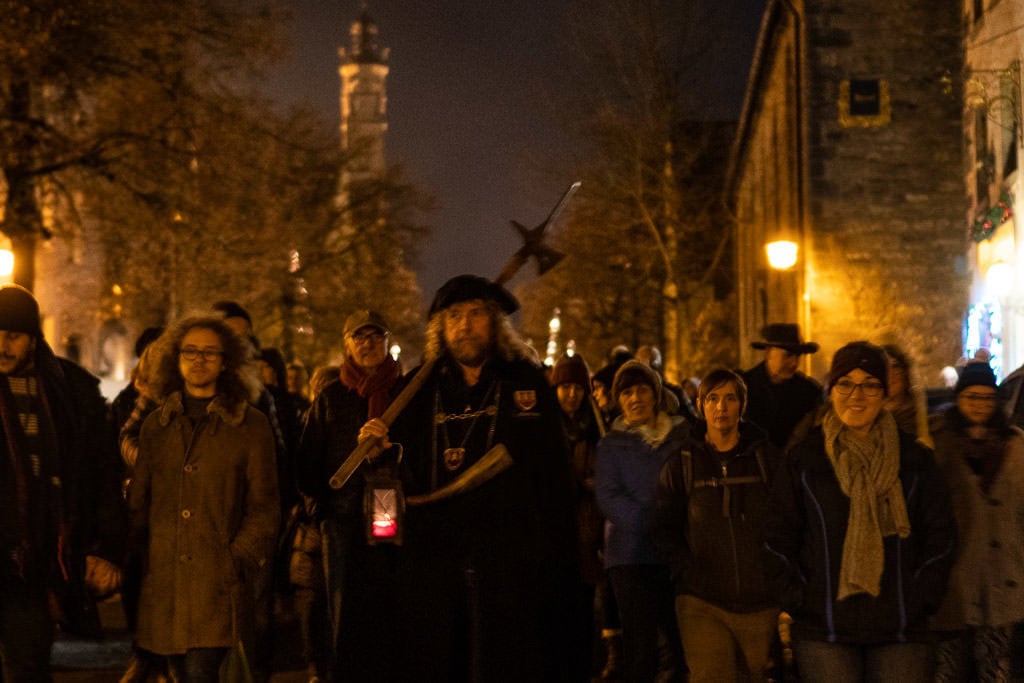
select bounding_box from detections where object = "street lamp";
[0,250,13,279]
[544,308,561,367]
[766,240,799,270]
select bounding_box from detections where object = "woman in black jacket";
[763,341,956,681]
[655,368,782,681]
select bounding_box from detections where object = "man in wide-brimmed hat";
[742,323,823,449]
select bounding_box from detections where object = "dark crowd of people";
[0,276,1022,683]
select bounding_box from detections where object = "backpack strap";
[679,449,693,495]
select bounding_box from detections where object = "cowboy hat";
[750,323,819,354]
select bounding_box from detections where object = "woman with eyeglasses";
[764,341,956,681]
[929,360,1024,681]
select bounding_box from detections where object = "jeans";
[676,594,778,682]
[608,565,684,682]
[793,638,931,683]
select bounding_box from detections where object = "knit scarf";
[339,355,400,419]
[823,408,911,600]
[0,371,62,582]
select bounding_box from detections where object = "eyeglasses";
[350,330,385,344]
[833,378,885,398]
[180,347,224,362]
[960,392,998,403]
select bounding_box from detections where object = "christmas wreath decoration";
[970,192,1013,243]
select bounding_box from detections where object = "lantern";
[364,458,405,545]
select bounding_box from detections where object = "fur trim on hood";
[157,391,248,429]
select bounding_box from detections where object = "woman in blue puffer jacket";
[596,360,687,682]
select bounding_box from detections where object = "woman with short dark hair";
[656,368,781,681]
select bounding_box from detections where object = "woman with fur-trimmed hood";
[127,316,279,681]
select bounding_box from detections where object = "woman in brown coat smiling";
[128,317,279,682]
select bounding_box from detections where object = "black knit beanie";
[955,361,997,395]
[828,341,889,396]
[0,285,41,336]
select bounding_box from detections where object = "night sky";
[261,0,765,303]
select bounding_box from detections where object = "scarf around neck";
[613,411,678,448]
[823,407,910,600]
[339,355,400,419]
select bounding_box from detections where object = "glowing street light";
[0,251,12,278]
[766,240,798,270]
[545,308,561,367]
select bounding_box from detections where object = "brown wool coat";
[129,391,280,654]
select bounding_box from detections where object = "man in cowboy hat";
[742,323,823,450]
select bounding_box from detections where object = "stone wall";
[803,0,968,383]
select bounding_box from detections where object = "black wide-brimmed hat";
[750,323,819,354]
[429,275,519,316]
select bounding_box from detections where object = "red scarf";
[339,355,400,419]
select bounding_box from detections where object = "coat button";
[989,498,1001,506]
[184,465,193,472]
[182,509,191,519]
[179,554,190,562]
[990,540,1002,549]
[1007,580,1018,588]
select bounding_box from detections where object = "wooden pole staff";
[328,181,580,490]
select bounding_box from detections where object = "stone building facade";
[729,0,969,384]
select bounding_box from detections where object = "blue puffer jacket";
[596,414,688,568]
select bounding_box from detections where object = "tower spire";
[338,4,390,183]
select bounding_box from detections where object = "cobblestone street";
[51,597,309,683]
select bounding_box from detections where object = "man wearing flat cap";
[0,285,126,678]
[296,309,402,680]
[359,275,578,682]
[742,323,824,450]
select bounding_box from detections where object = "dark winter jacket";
[385,353,578,682]
[763,426,956,644]
[742,362,823,450]
[655,421,781,612]
[295,378,391,517]
[0,344,126,637]
[596,414,688,568]
[560,406,604,584]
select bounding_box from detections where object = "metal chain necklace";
[433,380,501,480]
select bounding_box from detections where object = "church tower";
[338,9,389,182]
